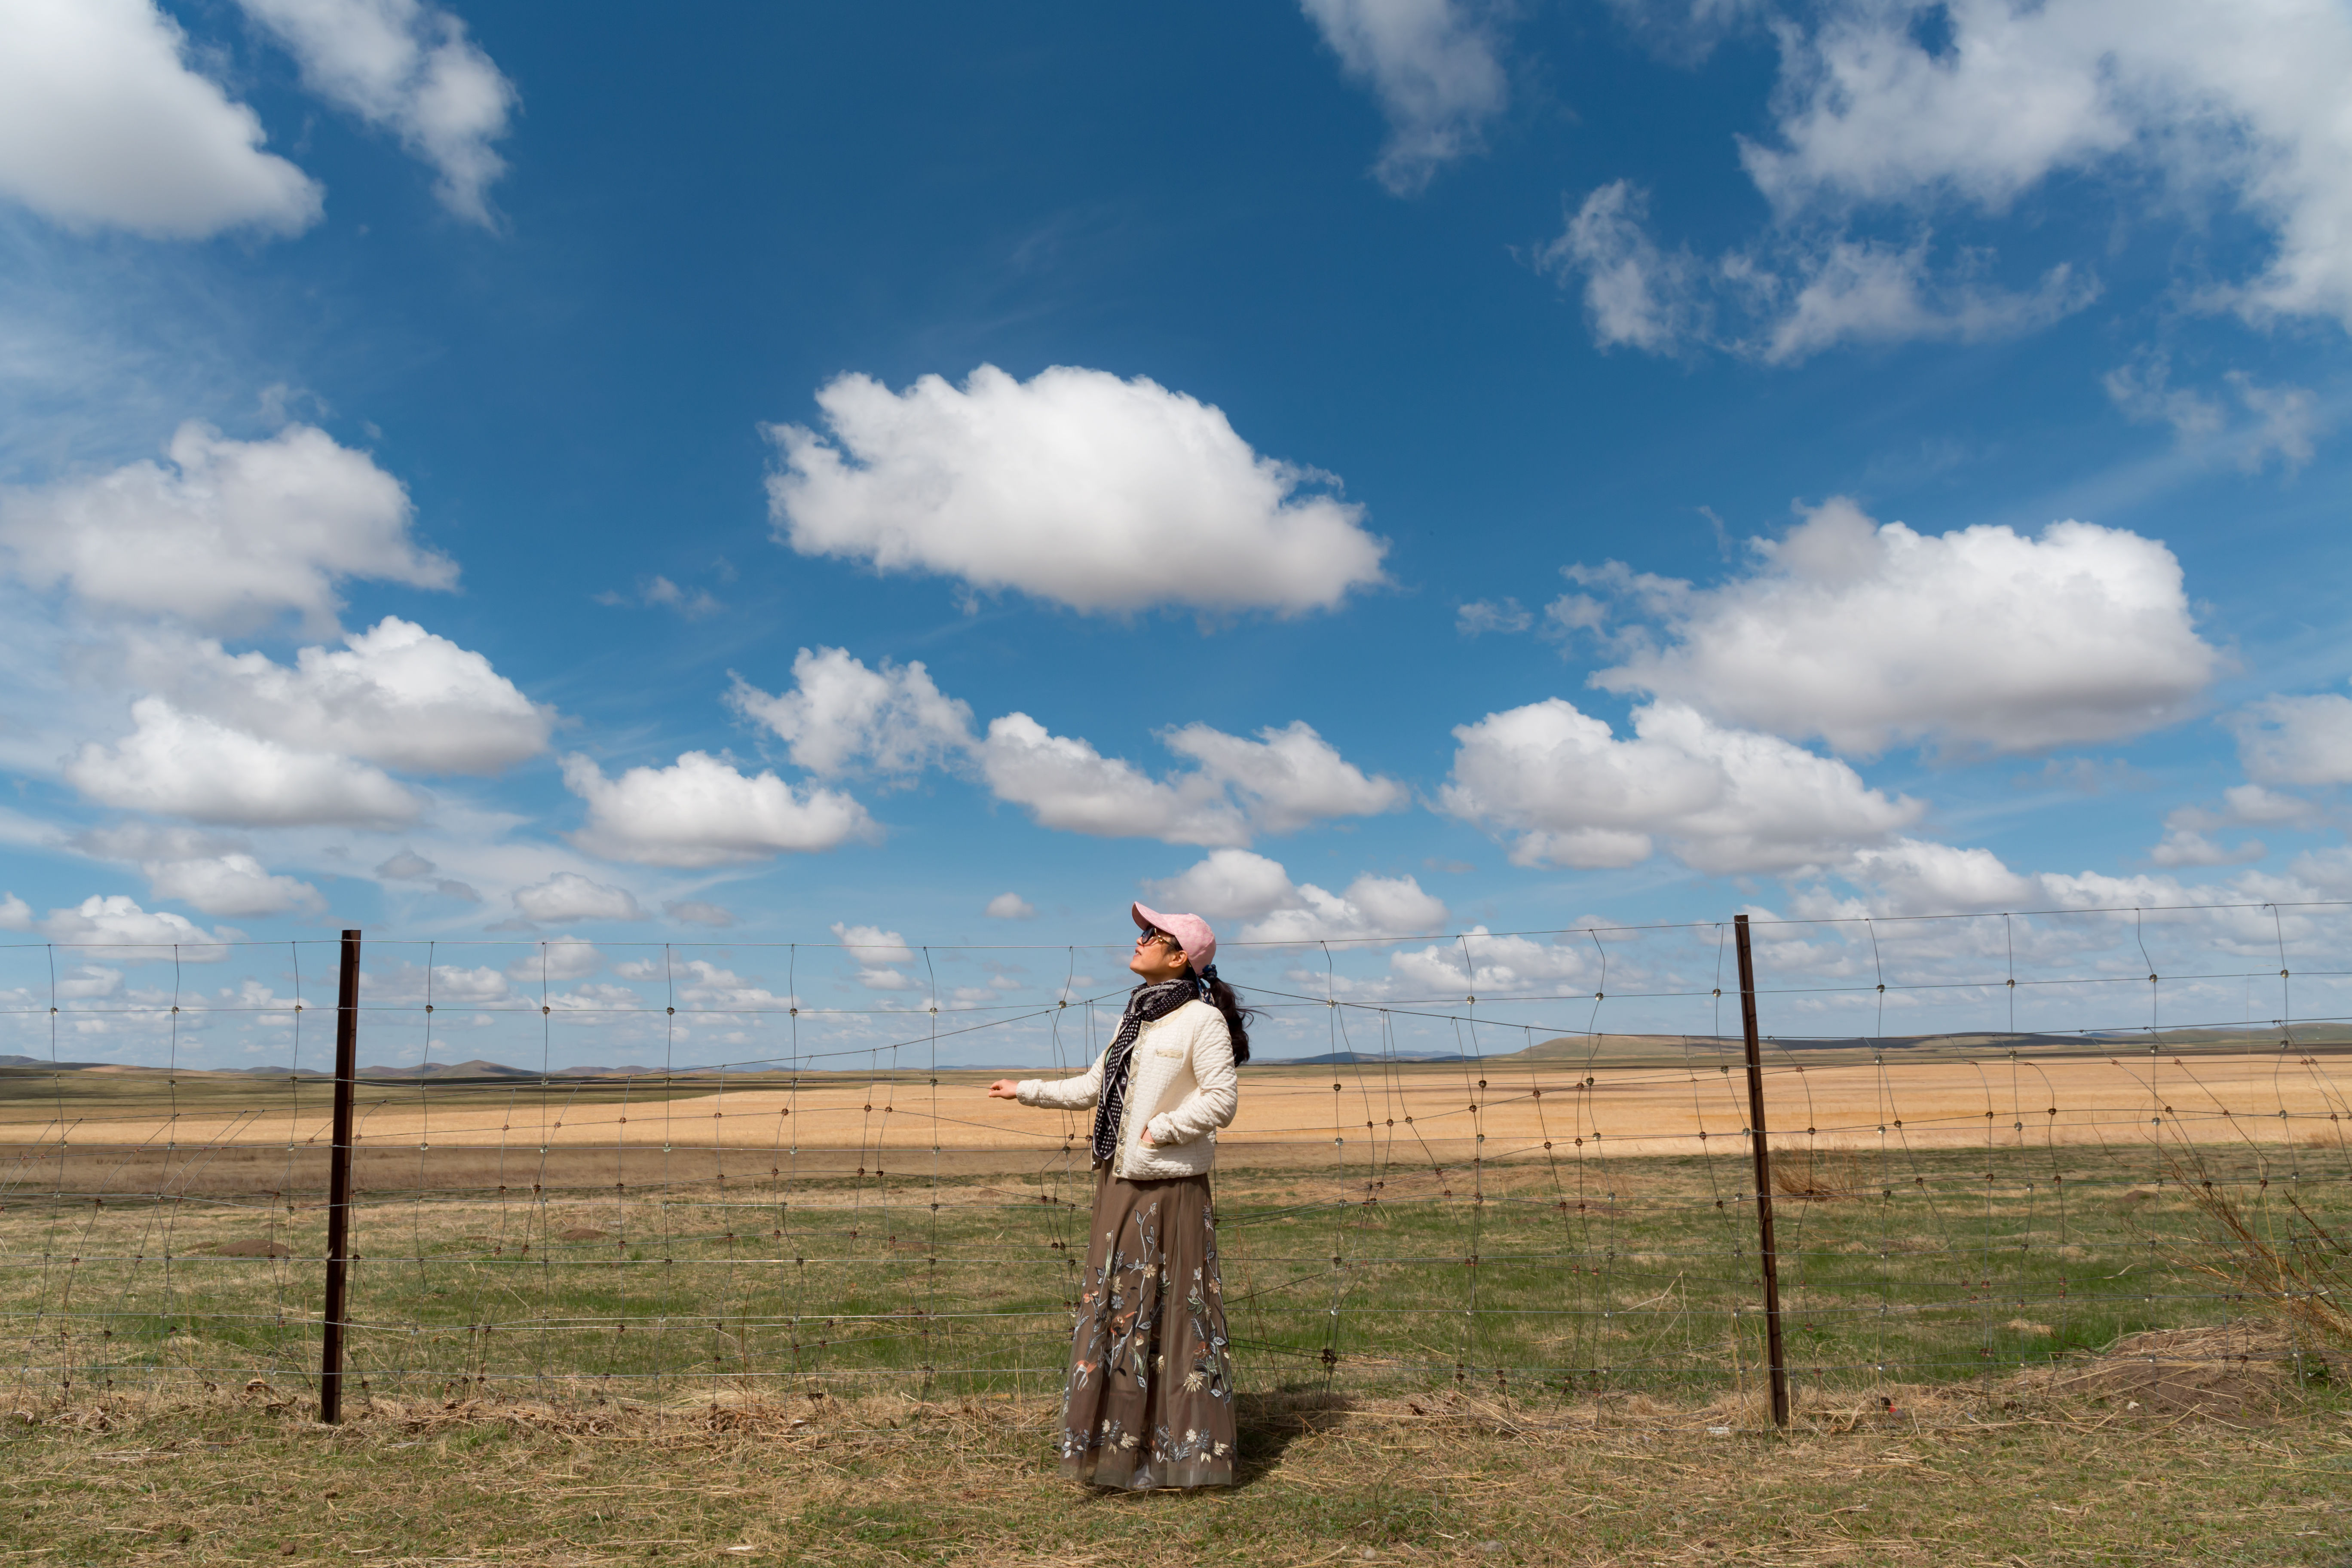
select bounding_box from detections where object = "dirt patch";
[553,1226,607,1241]
[209,1239,291,1258]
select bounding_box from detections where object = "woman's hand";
[985,1079,1020,1100]
[1139,1127,1155,1147]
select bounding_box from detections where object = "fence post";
[1733,914,1790,1429]
[319,928,361,1424]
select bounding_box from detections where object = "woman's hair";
[1186,963,1255,1066]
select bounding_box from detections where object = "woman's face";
[1128,929,1190,983]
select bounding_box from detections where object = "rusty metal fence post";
[1733,914,1791,1428]
[319,928,361,1423]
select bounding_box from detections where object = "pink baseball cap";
[1132,902,1216,973]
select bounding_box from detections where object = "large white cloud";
[65,696,423,827]
[112,617,552,775]
[979,714,1403,845]
[560,751,874,868]
[0,422,455,635]
[727,648,973,778]
[0,0,322,238]
[1439,698,1923,873]
[1571,499,2218,756]
[1298,0,1509,195]
[237,0,516,225]
[1145,848,1448,944]
[764,366,1387,616]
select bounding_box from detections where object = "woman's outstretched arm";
[988,1048,1107,1110]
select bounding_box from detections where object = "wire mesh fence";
[2,900,2347,1424]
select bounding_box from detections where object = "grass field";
[3,1054,2350,1563]
[3,1378,2347,1565]
[2,1051,2347,1415]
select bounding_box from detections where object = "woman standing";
[987,902,1251,1489]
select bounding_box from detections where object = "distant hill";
[1271,1050,1467,1066]
[1499,1024,2352,1061]
[357,1059,539,1080]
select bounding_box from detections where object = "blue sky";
[3,0,2350,1066]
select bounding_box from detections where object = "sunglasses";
[1134,931,1181,950]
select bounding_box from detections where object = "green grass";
[4,1135,2346,1413]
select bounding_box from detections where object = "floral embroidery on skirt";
[1057,1166,1235,1489]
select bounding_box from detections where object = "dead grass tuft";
[1773,1148,1865,1200]
[2164,1167,2352,1351]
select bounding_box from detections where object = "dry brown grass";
[2164,1172,2352,1352]
[2,1356,2345,1566]
[1772,1149,1867,1200]
[6,1053,2350,1187]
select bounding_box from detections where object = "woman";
[987,902,1251,1490]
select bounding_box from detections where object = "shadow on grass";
[1230,1385,1356,1489]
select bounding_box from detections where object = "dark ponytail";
[1188,963,1255,1066]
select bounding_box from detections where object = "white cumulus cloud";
[511,873,644,924]
[984,892,1035,920]
[111,616,552,774]
[41,894,238,953]
[65,696,424,826]
[1440,698,1924,873]
[1570,499,2218,756]
[830,921,916,991]
[560,751,874,868]
[979,714,1400,846]
[503,938,602,981]
[725,646,1396,846]
[1142,849,1306,920]
[765,365,1387,616]
[1145,849,1447,944]
[0,0,322,239]
[1160,721,1407,834]
[1298,0,1510,194]
[1389,928,1597,996]
[728,647,973,777]
[0,422,455,635]
[236,0,516,225]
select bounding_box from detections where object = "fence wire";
[1,902,2346,1423]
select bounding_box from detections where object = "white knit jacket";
[1015,998,1238,1180]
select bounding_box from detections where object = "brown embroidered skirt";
[1057,1165,1236,1489]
